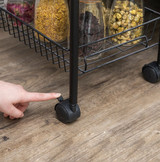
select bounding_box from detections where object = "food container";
[102,0,113,32]
[34,0,69,43]
[6,0,34,26]
[79,0,105,60]
[109,0,144,45]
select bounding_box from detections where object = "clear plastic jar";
[102,0,113,32]
[34,0,69,42]
[109,0,144,45]
[6,0,34,26]
[79,0,105,60]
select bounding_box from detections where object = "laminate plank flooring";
[0,28,160,162]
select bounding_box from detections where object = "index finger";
[22,92,61,102]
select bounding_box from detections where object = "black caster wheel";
[142,61,160,83]
[55,97,81,123]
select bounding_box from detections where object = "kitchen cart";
[0,0,160,123]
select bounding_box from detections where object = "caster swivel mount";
[55,96,81,123]
[142,61,160,83]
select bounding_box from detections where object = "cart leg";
[142,30,160,83]
[55,0,80,123]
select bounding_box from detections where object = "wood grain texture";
[0,28,160,162]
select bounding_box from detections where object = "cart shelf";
[0,3,160,123]
[0,7,160,75]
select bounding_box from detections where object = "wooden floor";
[0,28,160,162]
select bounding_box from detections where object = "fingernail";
[4,114,9,118]
[20,113,24,118]
[10,116,15,120]
[55,93,61,98]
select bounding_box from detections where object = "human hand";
[0,81,61,119]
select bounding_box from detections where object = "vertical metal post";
[69,0,79,109]
[157,29,160,65]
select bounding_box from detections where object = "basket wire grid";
[0,6,160,75]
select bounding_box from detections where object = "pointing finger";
[22,92,61,102]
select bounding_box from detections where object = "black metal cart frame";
[0,0,160,123]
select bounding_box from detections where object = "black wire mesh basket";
[0,6,160,75]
